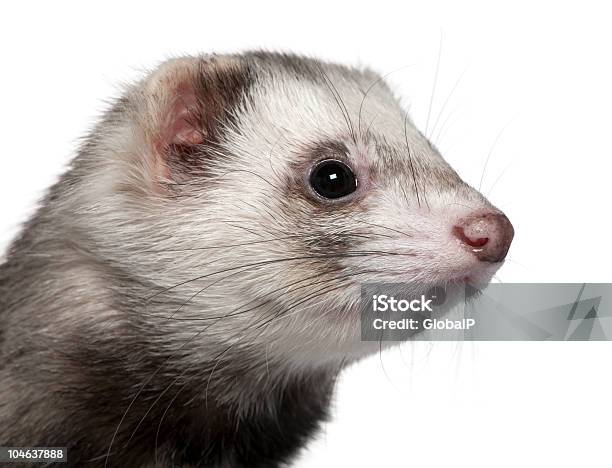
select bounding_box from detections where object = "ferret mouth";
[434,260,503,289]
[449,266,500,289]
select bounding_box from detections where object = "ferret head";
[77,52,513,369]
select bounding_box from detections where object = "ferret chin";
[0,51,513,467]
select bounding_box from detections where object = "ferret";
[0,51,513,467]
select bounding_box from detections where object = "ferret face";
[89,52,513,365]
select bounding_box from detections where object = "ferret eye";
[309,159,357,199]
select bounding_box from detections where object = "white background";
[2,1,611,467]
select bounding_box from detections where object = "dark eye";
[309,159,357,200]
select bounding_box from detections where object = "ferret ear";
[134,55,250,181]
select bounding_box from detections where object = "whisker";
[214,168,281,191]
[134,234,311,254]
[252,273,369,331]
[145,251,413,306]
[358,64,414,137]
[354,219,413,239]
[425,31,443,137]
[478,124,509,191]
[502,256,529,270]
[439,201,482,212]
[316,65,357,144]
[485,161,513,198]
[267,131,288,181]
[404,113,422,207]
[430,65,468,143]
[433,105,460,146]
[148,264,351,322]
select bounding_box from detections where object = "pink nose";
[453,213,514,263]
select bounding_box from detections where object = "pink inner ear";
[165,84,204,147]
